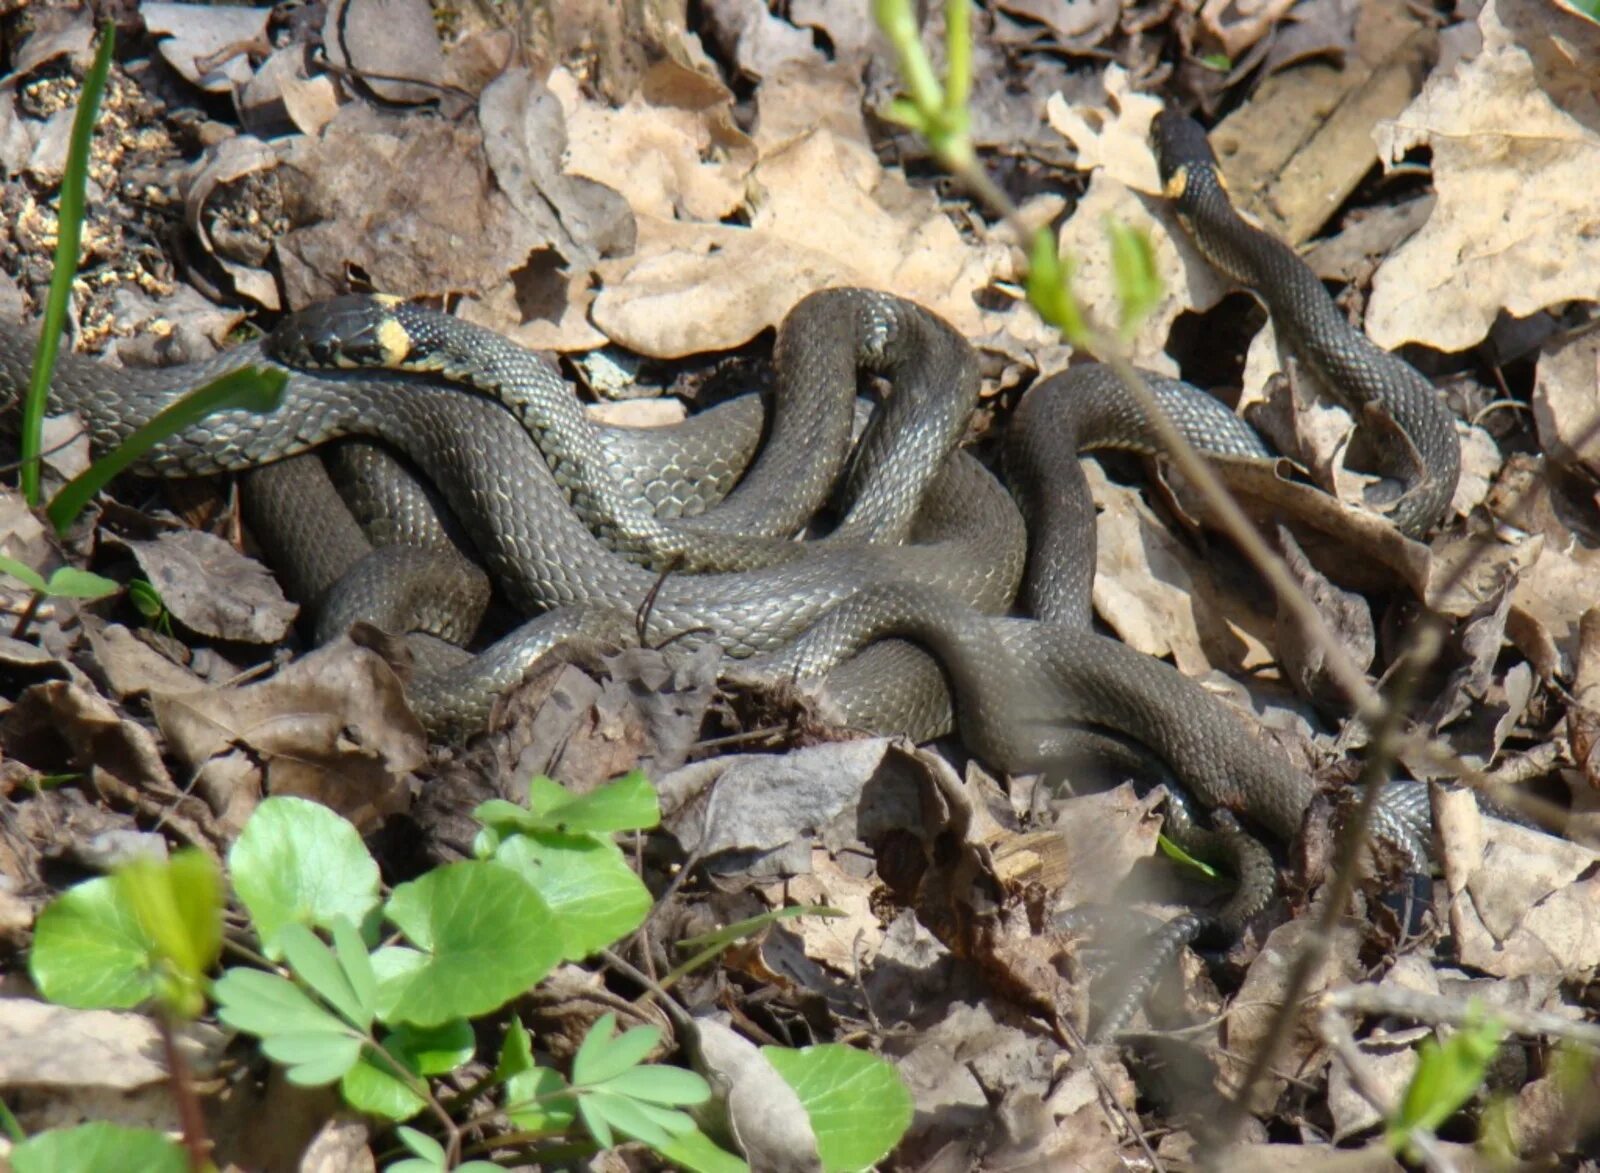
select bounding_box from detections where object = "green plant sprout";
[18,23,114,507]
[128,576,173,635]
[1387,1007,1506,1161]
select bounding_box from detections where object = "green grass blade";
[20,23,114,505]
[46,366,287,534]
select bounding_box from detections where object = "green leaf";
[497,1016,578,1132]
[228,796,381,959]
[0,556,120,600]
[29,877,158,1009]
[47,365,288,534]
[212,964,368,1087]
[504,1062,576,1134]
[1106,218,1162,340]
[19,24,114,508]
[1388,1007,1504,1158]
[0,553,47,593]
[278,921,374,1031]
[572,1014,662,1086]
[261,1030,365,1086]
[44,566,121,600]
[763,1044,913,1173]
[477,770,660,837]
[493,831,651,960]
[396,1126,446,1165]
[600,1062,711,1106]
[1157,834,1221,879]
[524,770,661,833]
[496,1016,536,1081]
[387,1018,475,1076]
[114,848,223,1019]
[375,860,561,1026]
[655,1126,751,1173]
[10,1121,187,1173]
[128,577,164,620]
[341,1040,427,1120]
[213,967,353,1043]
[581,1089,697,1151]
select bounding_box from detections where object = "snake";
[0,113,1454,959]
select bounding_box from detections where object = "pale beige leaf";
[1368,0,1600,351]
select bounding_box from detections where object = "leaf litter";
[0,0,1597,1166]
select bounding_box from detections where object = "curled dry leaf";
[1199,0,1299,60]
[2,680,176,794]
[658,738,897,874]
[1219,918,1363,1114]
[687,1015,821,1172]
[142,1,268,93]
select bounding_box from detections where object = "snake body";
[0,114,1454,941]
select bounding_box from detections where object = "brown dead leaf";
[180,133,288,311]
[566,65,1047,360]
[477,68,636,272]
[239,46,340,139]
[141,2,267,93]
[274,103,568,313]
[1274,524,1376,710]
[150,637,423,833]
[323,0,448,107]
[1436,787,1600,980]
[1570,608,1600,790]
[1261,0,1360,75]
[1089,461,1275,676]
[296,1117,375,1173]
[700,0,825,80]
[1200,0,1298,60]
[1478,455,1600,674]
[1219,918,1362,1113]
[1037,783,1164,911]
[688,1015,821,1170]
[82,620,205,699]
[1044,65,1165,193]
[1532,325,1600,477]
[659,738,897,877]
[2,680,175,793]
[1368,0,1600,352]
[112,529,295,644]
[788,0,879,63]
[768,850,883,976]
[995,0,1119,48]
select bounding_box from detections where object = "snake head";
[1151,109,1219,194]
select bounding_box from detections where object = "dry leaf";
[1436,787,1600,980]
[1368,0,1600,351]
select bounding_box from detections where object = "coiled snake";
[0,114,1456,943]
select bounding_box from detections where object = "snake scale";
[0,113,1456,942]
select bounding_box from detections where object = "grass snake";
[0,113,1454,946]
